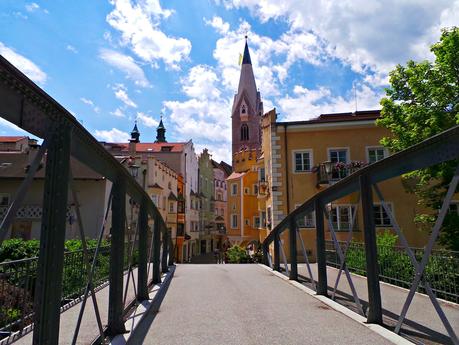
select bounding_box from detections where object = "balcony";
[316,161,366,186]
[257,180,269,198]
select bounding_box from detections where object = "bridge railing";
[0,55,173,344]
[262,124,459,344]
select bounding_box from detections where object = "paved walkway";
[298,264,458,345]
[134,264,393,345]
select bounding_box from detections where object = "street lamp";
[323,161,334,176]
[129,164,139,178]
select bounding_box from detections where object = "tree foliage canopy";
[377,27,459,250]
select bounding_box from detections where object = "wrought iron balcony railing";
[316,161,366,186]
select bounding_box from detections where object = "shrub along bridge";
[0,55,458,345]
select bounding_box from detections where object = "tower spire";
[242,35,252,65]
[155,114,167,143]
[130,120,140,143]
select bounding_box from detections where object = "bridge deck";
[130,264,392,345]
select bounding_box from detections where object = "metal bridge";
[0,55,458,345]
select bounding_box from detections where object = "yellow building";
[259,108,429,260]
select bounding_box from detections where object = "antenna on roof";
[352,80,358,113]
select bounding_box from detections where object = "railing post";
[137,201,149,301]
[262,242,269,266]
[274,232,280,271]
[107,179,127,335]
[289,218,298,280]
[152,218,161,284]
[168,233,174,266]
[315,199,328,296]
[162,227,169,273]
[360,174,383,324]
[32,126,70,345]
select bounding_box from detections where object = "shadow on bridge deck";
[125,264,394,345]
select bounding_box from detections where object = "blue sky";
[0,0,457,162]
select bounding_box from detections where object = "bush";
[226,246,249,263]
[0,239,40,262]
[0,238,110,262]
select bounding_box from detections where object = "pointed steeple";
[231,36,263,159]
[155,115,167,143]
[234,36,258,112]
[130,121,140,143]
[242,36,252,65]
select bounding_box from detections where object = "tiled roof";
[277,110,380,126]
[0,136,27,143]
[102,142,185,153]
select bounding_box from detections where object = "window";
[232,203,236,211]
[295,204,315,228]
[169,202,174,213]
[244,187,250,194]
[231,214,238,228]
[254,216,260,228]
[373,203,393,227]
[168,181,171,189]
[367,147,386,164]
[245,218,250,226]
[267,207,272,229]
[241,105,246,114]
[293,151,312,172]
[240,124,249,141]
[163,196,166,210]
[261,211,267,227]
[330,205,356,231]
[151,195,158,206]
[0,194,9,206]
[258,167,265,182]
[231,183,238,196]
[329,148,349,179]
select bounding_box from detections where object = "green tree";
[377,27,459,250]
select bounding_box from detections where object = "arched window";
[241,105,246,114]
[240,124,249,141]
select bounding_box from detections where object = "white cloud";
[110,108,126,117]
[136,112,159,127]
[204,16,230,34]
[106,0,191,69]
[80,97,100,113]
[181,65,221,100]
[66,45,78,53]
[277,84,382,122]
[113,85,137,108]
[25,3,39,12]
[99,48,150,87]
[94,128,130,142]
[13,12,28,19]
[222,0,457,81]
[0,42,47,85]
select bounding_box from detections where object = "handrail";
[0,55,166,228]
[0,54,172,343]
[263,124,459,245]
